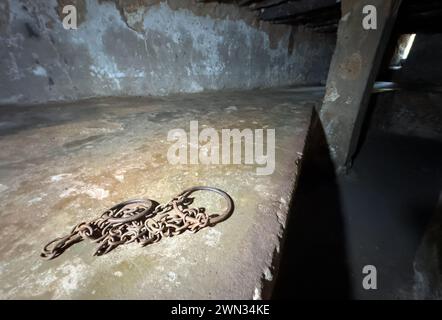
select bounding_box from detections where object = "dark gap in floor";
[273,117,442,299]
[273,112,352,299]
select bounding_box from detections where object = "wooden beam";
[309,24,339,33]
[239,0,262,6]
[259,0,338,21]
[249,0,288,10]
[396,0,442,33]
[272,4,340,25]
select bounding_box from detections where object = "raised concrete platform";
[0,87,321,299]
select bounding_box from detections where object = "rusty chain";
[41,186,234,260]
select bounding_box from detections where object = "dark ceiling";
[202,0,442,34]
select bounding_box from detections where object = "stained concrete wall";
[0,0,336,105]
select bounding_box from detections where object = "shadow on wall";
[272,110,352,299]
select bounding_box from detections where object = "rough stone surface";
[0,87,321,299]
[413,192,442,299]
[0,0,335,105]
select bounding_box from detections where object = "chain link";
[41,186,234,260]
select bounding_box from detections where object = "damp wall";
[0,0,336,105]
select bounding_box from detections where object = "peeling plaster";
[0,0,335,105]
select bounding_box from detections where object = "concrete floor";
[274,130,442,299]
[0,87,323,299]
[344,132,442,299]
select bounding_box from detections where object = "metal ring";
[177,186,234,225]
[106,199,155,224]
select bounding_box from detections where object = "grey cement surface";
[0,0,335,105]
[0,87,323,299]
[371,90,442,142]
[342,132,442,299]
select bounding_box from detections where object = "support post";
[319,0,402,173]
